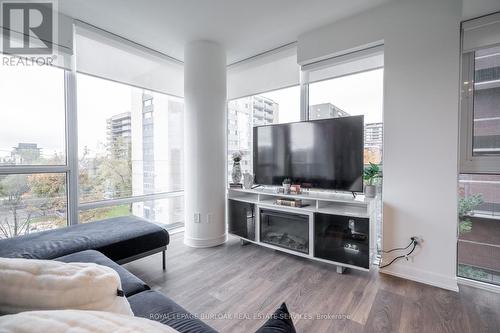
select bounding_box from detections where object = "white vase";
[232,161,242,184]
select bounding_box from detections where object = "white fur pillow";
[0,257,133,316]
[0,310,180,333]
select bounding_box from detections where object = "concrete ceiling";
[59,0,391,64]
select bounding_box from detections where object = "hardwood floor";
[124,232,500,333]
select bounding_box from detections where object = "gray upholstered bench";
[0,216,169,269]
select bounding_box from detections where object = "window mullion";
[65,24,79,226]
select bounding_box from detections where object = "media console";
[227,187,380,273]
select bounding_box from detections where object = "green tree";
[0,175,32,238]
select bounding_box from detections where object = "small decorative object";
[363,162,382,198]
[242,172,254,189]
[229,183,243,189]
[290,184,301,194]
[282,178,291,194]
[231,152,243,184]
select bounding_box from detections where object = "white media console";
[227,187,380,273]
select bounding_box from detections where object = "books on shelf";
[275,198,305,207]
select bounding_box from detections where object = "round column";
[184,41,227,247]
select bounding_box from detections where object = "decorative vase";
[232,161,242,184]
[365,185,376,198]
[243,172,254,189]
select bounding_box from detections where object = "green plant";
[458,194,483,233]
[363,163,382,186]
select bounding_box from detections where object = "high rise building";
[106,112,131,158]
[227,95,279,180]
[130,91,184,227]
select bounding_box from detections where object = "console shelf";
[227,187,379,273]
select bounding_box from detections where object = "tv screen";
[253,116,364,191]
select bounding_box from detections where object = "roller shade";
[463,12,500,52]
[227,43,299,100]
[301,45,384,84]
[75,21,183,97]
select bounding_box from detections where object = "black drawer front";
[228,200,255,240]
[314,213,369,269]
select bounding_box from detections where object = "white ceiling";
[59,0,391,64]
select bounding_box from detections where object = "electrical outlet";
[194,213,201,223]
[412,236,423,245]
[207,213,213,224]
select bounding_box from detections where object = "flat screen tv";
[253,116,364,192]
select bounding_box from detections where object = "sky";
[260,68,384,124]
[1,62,383,160]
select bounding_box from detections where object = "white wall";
[298,0,461,291]
[462,0,500,20]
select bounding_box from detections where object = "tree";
[0,175,32,238]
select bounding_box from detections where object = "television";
[253,116,364,192]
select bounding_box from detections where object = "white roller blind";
[227,43,299,100]
[302,45,384,84]
[463,12,500,52]
[75,22,184,97]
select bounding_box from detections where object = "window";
[458,174,500,285]
[0,59,66,166]
[0,173,67,239]
[308,69,384,165]
[227,85,300,180]
[460,13,500,173]
[0,58,68,238]
[458,13,500,286]
[77,73,184,228]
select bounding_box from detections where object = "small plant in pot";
[363,163,381,198]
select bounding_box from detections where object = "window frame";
[459,50,500,173]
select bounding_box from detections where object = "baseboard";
[380,264,459,292]
[184,233,227,248]
[458,277,500,294]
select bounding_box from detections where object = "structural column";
[184,41,227,247]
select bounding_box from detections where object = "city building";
[364,122,383,165]
[227,95,279,180]
[309,103,350,119]
[11,143,41,164]
[130,91,184,227]
[106,112,131,158]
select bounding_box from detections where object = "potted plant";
[231,152,243,184]
[458,194,483,233]
[363,163,381,198]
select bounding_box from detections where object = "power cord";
[379,239,414,253]
[378,237,418,269]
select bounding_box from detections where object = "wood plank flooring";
[124,233,500,333]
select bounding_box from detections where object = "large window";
[459,13,500,286]
[77,74,184,226]
[1,22,185,239]
[227,86,300,179]
[0,58,68,239]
